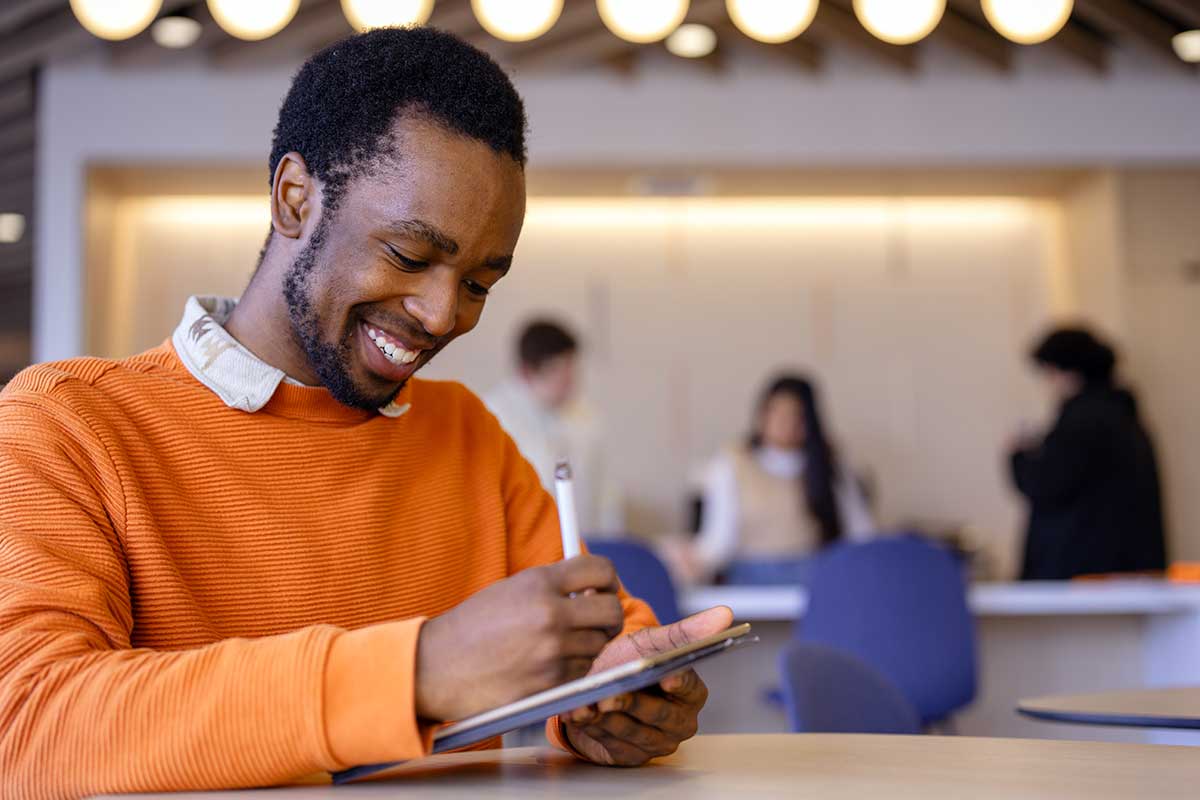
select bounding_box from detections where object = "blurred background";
[3,0,1200,746]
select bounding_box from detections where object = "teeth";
[365,324,420,366]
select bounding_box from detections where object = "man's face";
[524,353,578,412]
[284,116,526,409]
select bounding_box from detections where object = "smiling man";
[0,28,729,800]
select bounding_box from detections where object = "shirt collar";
[171,295,411,417]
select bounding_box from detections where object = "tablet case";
[333,623,756,784]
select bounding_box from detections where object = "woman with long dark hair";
[690,373,877,584]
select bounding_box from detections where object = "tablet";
[333,623,756,784]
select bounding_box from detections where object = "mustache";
[354,307,442,351]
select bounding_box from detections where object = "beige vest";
[729,447,822,558]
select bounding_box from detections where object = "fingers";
[562,657,595,682]
[581,714,674,763]
[659,668,708,707]
[560,629,614,658]
[621,606,734,659]
[601,689,691,734]
[562,591,625,636]
[550,554,620,596]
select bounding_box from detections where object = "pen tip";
[555,461,573,480]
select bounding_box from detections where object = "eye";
[463,279,491,298]
[385,244,429,270]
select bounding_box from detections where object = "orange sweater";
[0,342,655,799]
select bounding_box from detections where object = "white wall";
[87,190,1059,575]
[34,41,1200,572]
[36,44,1200,361]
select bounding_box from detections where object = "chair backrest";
[779,641,922,734]
[586,538,682,624]
[797,535,977,724]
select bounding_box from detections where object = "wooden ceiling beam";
[1076,0,1193,68]
[1052,18,1112,72]
[428,0,483,35]
[950,0,1109,73]
[509,1,640,71]
[810,0,918,73]
[0,9,96,84]
[1147,0,1200,29]
[0,176,34,211]
[935,7,1012,71]
[0,0,62,36]
[0,150,34,183]
[0,74,34,126]
[108,1,223,68]
[716,20,823,70]
[0,117,35,154]
[208,0,350,68]
[681,0,822,71]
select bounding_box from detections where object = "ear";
[270,152,317,240]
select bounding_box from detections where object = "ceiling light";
[597,0,689,44]
[981,0,1072,45]
[207,0,299,41]
[150,15,202,48]
[69,0,162,41]
[341,0,434,31]
[726,0,818,44]
[1173,30,1200,63]
[472,0,563,42]
[0,213,25,244]
[852,0,944,45]
[666,23,716,57]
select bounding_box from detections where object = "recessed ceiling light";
[151,15,202,48]
[666,23,717,58]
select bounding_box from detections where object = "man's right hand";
[414,554,625,722]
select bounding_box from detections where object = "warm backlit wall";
[87,193,1062,576]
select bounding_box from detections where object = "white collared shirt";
[171,295,410,417]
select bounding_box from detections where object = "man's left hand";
[561,605,733,766]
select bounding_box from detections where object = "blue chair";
[586,538,682,624]
[779,641,922,734]
[797,535,977,726]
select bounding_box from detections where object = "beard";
[281,215,399,411]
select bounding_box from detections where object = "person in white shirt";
[484,319,623,535]
[689,373,877,584]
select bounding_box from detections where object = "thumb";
[607,606,735,664]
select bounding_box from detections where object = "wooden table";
[1019,686,1200,730]
[99,733,1200,798]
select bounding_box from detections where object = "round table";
[101,733,1200,799]
[1018,686,1200,729]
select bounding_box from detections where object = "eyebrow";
[385,218,511,274]
[385,218,460,255]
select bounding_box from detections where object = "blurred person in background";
[485,319,624,535]
[1010,327,1167,580]
[680,373,877,584]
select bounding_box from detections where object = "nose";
[403,271,458,339]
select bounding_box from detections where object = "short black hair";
[518,319,578,371]
[270,26,527,215]
[1032,327,1117,384]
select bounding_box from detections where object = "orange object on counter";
[1167,563,1200,583]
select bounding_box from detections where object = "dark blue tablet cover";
[332,628,757,785]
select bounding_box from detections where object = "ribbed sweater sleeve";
[0,394,429,799]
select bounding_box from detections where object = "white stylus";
[554,460,582,560]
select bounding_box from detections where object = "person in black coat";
[1010,328,1167,580]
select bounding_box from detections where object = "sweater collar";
[171,295,411,419]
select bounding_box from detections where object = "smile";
[365,324,422,366]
